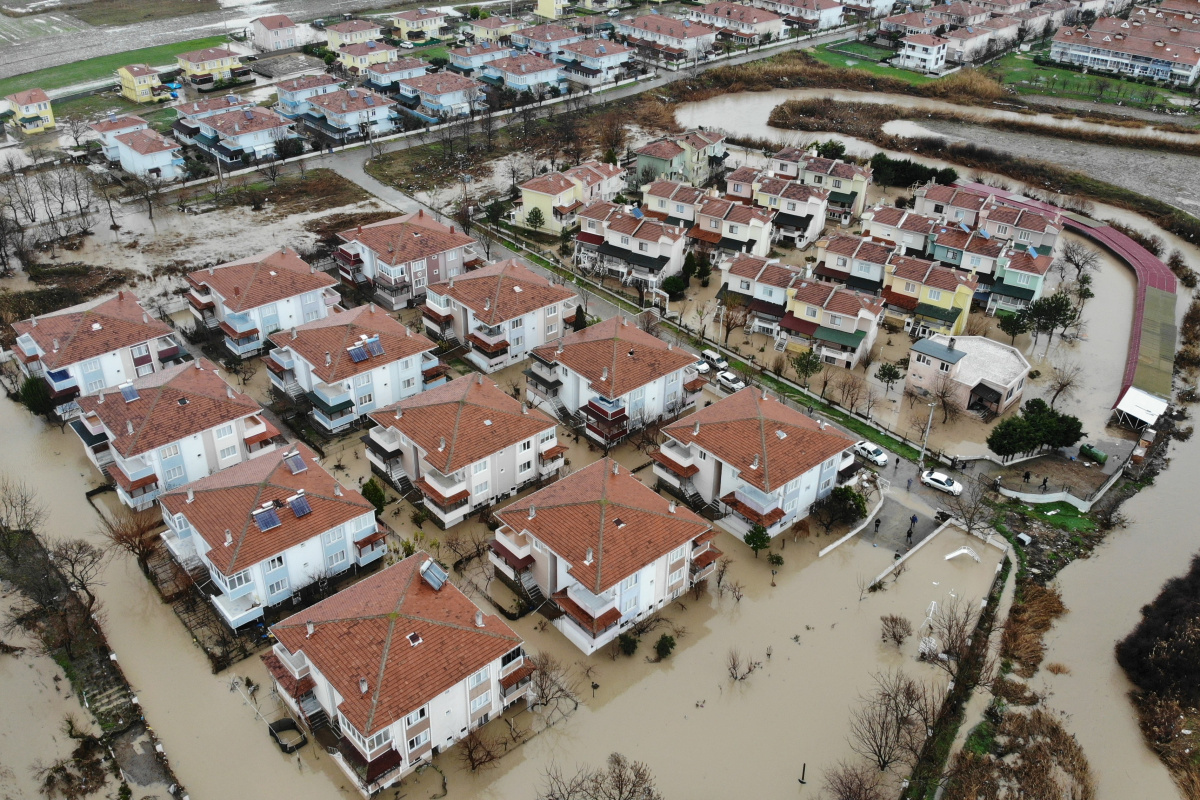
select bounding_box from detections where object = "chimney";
[325,352,332,366]
[126,420,134,435]
[224,529,233,546]
[668,501,676,514]
[474,610,484,628]
[234,287,241,297]
[667,342,673,350]
[52,338,59,352]
[601,366,608,381]
[948,337,956,350]
[306,620,314,637]
[359,677,369,694]
[693,421,700,435]
[612,461,619,475]
[226,385,234,399]
[818,419,826,430]
[291,328,297,340]
[97,393,104,404]
[118,290,125,300]
[143,312,149,324]
[186,488,195,503]
[484,297,490,311]
[584,547,593,564]
[334,485,343,496]
[30,316,36,327]
[438,436,446,451]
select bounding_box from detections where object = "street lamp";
[917,402,935,468]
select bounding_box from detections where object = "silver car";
[717,371,746,391]
[853,441,888,467]
[921,470,963,496]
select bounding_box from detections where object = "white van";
[701,349,729,371]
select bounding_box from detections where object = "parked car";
[399,40,415,48]
[268,718,308,754]
[608,8,621,15]
[701,348,729,371]
[717,371,746,392]
[691,359,711,375]
[921,470,963,496]
[853,441,888,467]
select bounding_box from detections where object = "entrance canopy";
[1113,386,1168,429]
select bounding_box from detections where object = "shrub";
[618,632,640,656]
[362,478,386,515]
[662,275,687,300]
[654,634,676,661]
[1116,553,1200,706]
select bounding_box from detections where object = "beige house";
[906,334,1030,416]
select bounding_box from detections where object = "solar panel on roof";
[420,558,449,591]
[253,507,282,532]
[365,338,385,357]
[289,494,313,518]
[284,452,308,474]
[121,385,140,403]
[348,345,369,363]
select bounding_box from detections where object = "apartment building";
[768,147,873,219]
[752,177,828,246]
[89,113,148,160]
[364,374,561,527]
[517,160,627,234]
[395,72,487,118]
[557,38,634,86]
[187,106,297,167]
[422,259,576,373]
[882,254,978,336]
[492,459,714,654]
[326,18,384,49]
[688,2,785,42]
[481,54,564,93]
[641,180,707,225]
[186,247,341,357]
[252,14,298,50]
[364,58,429,91]
[985,246,1053,314]
[72,358,275,510]
[718,253,807,337]
[778,280,883,368]
[302,87,398,142]
[470,15,525,44]
[633,129,727,187]
[175,47,247,85]
[862,205,941,256]
[274,74,344,117]
[113,128,185,180]
[816,233,895,291]
[894,33,950,72]
[573,203,689,291]
[509,23,585,54]
[616,16,719,59]
[447,42,512,75]
[337,40,399,72]
[688,194,774,258]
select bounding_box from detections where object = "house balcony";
[524,359,561,398]
[416,474,471,518]
[493,525,533,562]
[539,443,567,472]
[500,660,534,702]
[354,527,388,566]
[553,584,622,651]
[160,524,200,568]
[109,459,161,510]
[45,367,78,395]
[466,328,510,370]
[720,484,787,534]
[421,354,450,387]
[272,642,311,680]
[582,397,628,445]
[308,383,357,433]
[463,246,484,269]
[156,335,185,364]
[212,589,264,629]
[220,311,261,355]
[691,544,722,582]
[322,287,342,307]
[244,415,280,455]
[334,246,367,284]
[650,440,698,482]
[70,418,112,467]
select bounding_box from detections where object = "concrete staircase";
[518,570,545,607]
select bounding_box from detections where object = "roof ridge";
[226,480,267,571]
[365,563,418,733]
[592,462,611,594]
[756,393,771,489]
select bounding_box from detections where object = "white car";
[853,441,888,467]
[399,40,415,49]
[717,371,746,392]
[607,8,621,15]
[691,359,711,375]
[921,470,963,496]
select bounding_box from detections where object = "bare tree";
[924,594,995,693]
[847,687,907,771]
[49,540,107,616]
[1061,239,1100,279]
[725,647,758,680]
[930,373,963,424]
[1047,360,1082,407]
[0,474,48,563]
[719,295,750,344]
[824,760,886,800]
[943,477,993,540]
[880,614,913,647]
[595,110,627,161]
[60,115,91,149]
[459,729,503,771]
[836,372,865,411]
[257,158,283,187]
[94,508,161,577]
[528,652,580,722]
[714,556,732,591]
[478,109,498,153]
[538,752,663,800]
[126,173,165,220]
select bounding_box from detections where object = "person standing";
[874,518,882,534]
[907,477,913,492]
[1023,470,1031,484]
[1041,476,1049,492]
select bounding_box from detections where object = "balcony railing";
[333,246,363,267]
[584,396,627,422]
[45,368,78,394]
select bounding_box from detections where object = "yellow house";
[3,88,54,134]
[536,0,569,19]
[175,46,240,81]
[392,7,446,40]
[883,254,977,337]
[337,40,398,72]
[326,18,382,49]
[117,64,164,104]
[469,16,524,44]
[519,162,626,235]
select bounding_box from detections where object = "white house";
[422,259,577,373]
[753,177,829,246]
[266,304,442,434]
[73,358,276,510]
[448,42,512,75]
[862,205,941,256]
[170,94,253,142]
[773,0,846,30]
[334,211,481,309]
[653,388,854,539]
[395,72,487,118]
[158,444,380,630]
[302,87,397,142]
[364,57,430,91]
[481,54,563,93]
[509,22,585,54]
[817,233,894,291]
[718,252,808,336]
[943,26,994,63]
[274,74,343,117]
[89,113,147,161]
[265,553,528,795]
[617,16,719,59]
[526,315,700,446]
[492,458,714,654]
[10,291,181,419]
[572,203,689,291]
[556,38,634,86]
[252,14,298,51]
[190,106,297,167]
[114,128,184,180]
[365,374,562,527]
[186,246,341,357]
[689,2,785,43]
[689,194,775,258]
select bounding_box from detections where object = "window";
[820,478,833,490]
[997,224,1009,235]
[710,219,720,229]
[588,220,596,230]
[219,445,238,460]
[620,236,630,245]
[903,281,917,293]
[520,460,532,473]
[547,323,557,335]
[1018,230,1031,241]
[954,210,964,219]
[739,280,751,291]
[87,379,105,393]
[732,183,742,192]
[470,692,491,714]
[836,257,848,267]
[769,197,778,207]
[915,353,932,366]
[354,373,371,387]
[928,289,943,302]
[669,567,685,584]
[657,198,666,208]
[784,498,798,512]
[414,276,426,290]
[160,443,180,459]
[813,175,823,184]
[675,203,685,213]
[131,343,150,358]
[539,430,554,444]
[216,424,233,439]
[501,647,524,668]
[520,441,532,452]
[729,224,739,234]
[163,465,185,483]
[638,242,648,252]
[670,544,687,562]
[621,573,638,591]
[84,358,101,372]
[473,460,488,474]
[513,336,523,348]
[227,569,252,590]
[698,450,707,461]
[469,666,489,689]
[829,315,842,327]
[358,393,373,406]
[327,550,347,569]
[1015,272,1032,286]
[968,256,982,268]
[475,480,489,496]
[323,527,344,545]
[939,362,951,373]
[408,730,430,751]
[267,555,284,571]
[805,307,818,319]
[405,708,427,727]
[856,264,871,275]
[622,593,637,613]
[268,577,289,595]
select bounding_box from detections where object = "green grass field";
[991,49,1196,110]
[0,34,229,98]
[829,41,896,61]
[810,41,935,85]
[417,45,450,62]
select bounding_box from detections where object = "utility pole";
[917,402,935,468]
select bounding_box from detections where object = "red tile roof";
[177,47,238,64]
[12,292,172,370]
[497,459,710,593]
[271,552,522,736]
[520,171,576,196]
[1003,248,1053,276]
[666,388,852,491]
[622,15,718,40]
[369,57,428,74]
[512,22,579,42]
[338,40,398,56]
[254,13,294,28]
[202,106,291,137]
[431,259,575,325]
[560,38,633,58]
[338,211,476,267]
[277,73,342,92]
[90,114,146,134]
[308,87,393,114]
[76,358,260,458]
[393,7,445,21]
[367,374,556,475]
[115,128,180,156]
[121,64,157,77]
[175,94,253,117]
[635,139,685,160]
[327,18,382,33]
[532,316,696,399]
[268,305,435,384]
[188,246,335,312]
